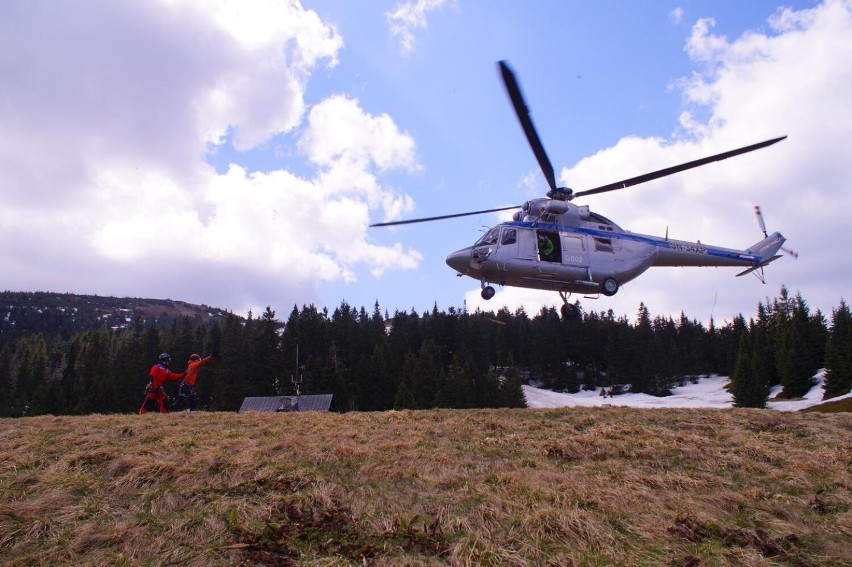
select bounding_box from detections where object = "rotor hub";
[547,187,574,201]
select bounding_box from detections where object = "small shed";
[238,394,333,413]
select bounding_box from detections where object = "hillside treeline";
[0,287,850,416]
[0,291,224,337]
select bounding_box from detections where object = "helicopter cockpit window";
[475,227,501,247]
[501,228,517,245]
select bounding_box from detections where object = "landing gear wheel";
[561,303,579,320]
[601,278,619,297]
[481,286,496,300]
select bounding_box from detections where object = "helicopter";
[372,61,788,319]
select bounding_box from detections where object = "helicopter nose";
[446,247,472,273]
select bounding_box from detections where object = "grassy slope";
[804,396,852,413]
[0,408,849,566]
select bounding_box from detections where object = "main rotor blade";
[499,60,557,193]
[573,136,787,198]
[370,205,520,227]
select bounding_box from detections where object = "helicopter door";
[536,230,561,263]
[497,227,518,256]
[516,228,538,261]
[560,233,589,269]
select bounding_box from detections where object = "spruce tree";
[393,377,416,410]
[754,302,780,387]
[824,300,852,399]
[730,325,768,408]
[631,303,653,394]
[76,329,115,414]
[0,344,15,416]
[776,293,819,398]
[16,334,50,415]
[499,364,527,408]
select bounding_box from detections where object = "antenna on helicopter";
[755,205,798,258]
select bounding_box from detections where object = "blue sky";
[3,0,850,325]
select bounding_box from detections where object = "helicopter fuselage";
[446,200,785,298]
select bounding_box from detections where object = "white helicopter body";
[446,198,784,303]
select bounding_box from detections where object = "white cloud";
[0,0,421,314]
[386,0,455,53]
[187,0,344,151]
[300,95,420,173]
[669,7,685,26]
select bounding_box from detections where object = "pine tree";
[435,353,473,408]
[776,293,819,398]
[631,303,653,394]
[109,328,145,412]
[358,342,393,411]
[411,340,445,408]
[470,360,501,408]
[730,324,768,408]
[715,314,746,377]
[598,314,626,388]
[0,344,15,416]
[76,329,115,413]
[824,300,852,399]
[249,307,283,395]
[15,334,50,415]
[393,377,416,410]
[499,364,527,408]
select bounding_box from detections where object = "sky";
[523,371,851,412]
[2,0,851,325]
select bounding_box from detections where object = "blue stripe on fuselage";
[500,221,758,262]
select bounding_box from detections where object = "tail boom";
[652,231,786,269]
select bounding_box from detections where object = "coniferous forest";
[0,287,850,417]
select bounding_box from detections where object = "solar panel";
[292,394,334,412]
[237,394,333,413]
[238,397,284,413]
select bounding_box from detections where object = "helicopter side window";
[562,235,584,252]
[476,227,500,247]
[501,228,517,245]
[593,236,613,253]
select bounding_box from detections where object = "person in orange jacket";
[139,353,186,414]
[174,352,217,411]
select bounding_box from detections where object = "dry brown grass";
[0,407,849,566]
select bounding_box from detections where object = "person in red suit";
[174,352,217,411]
[139,353,185,414]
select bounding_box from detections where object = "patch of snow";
[523,370,852,412]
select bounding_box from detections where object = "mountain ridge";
[1,291,231,336]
